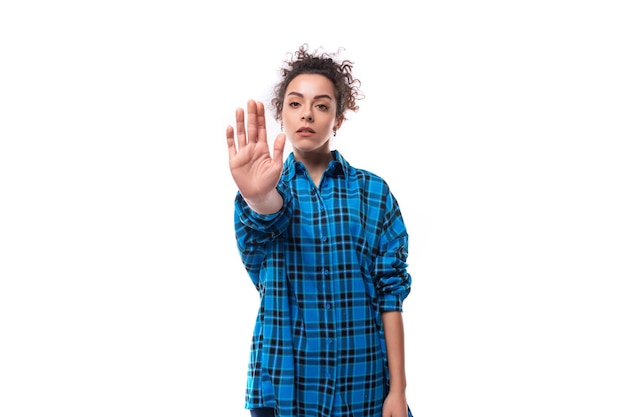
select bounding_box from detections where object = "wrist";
[244,189,283,214]
[388,382,407,394]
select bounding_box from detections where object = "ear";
[334,116,344,131]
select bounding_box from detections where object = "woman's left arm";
[375,185,411,417]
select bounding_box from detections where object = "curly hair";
[270,44,364,122]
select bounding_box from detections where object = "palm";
[226,100,286,201]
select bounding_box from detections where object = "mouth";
[296,126,316,134]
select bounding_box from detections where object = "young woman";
[226,44,413,417]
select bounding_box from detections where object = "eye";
[288,101,301,108]
[316,104,329,111]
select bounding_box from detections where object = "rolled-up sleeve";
[373,192,412,312]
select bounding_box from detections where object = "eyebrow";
[286,92,333,101]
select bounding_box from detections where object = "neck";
[294,150,333,187]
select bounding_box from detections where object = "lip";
[296,126,316,134]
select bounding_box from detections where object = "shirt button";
[325,303,332,310]
[327,338,333,345]
[323,269,329,275]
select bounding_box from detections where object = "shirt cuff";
[235,188,292,234]
[378,294,405,313]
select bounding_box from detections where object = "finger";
[226,125,237,159]
[234,107,246,149]
[246,99,258,142]
[272,133,286,162]
[256,101,268,145]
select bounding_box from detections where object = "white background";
[1,1,625,416]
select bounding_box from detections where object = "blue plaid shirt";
[234,150,412,417]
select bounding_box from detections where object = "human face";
[281,74,342,156]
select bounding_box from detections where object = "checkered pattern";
[234,151,412,416]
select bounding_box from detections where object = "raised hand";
[226,99,286,213]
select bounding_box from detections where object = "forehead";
[286,74,335,99]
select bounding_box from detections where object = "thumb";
[273,133,286,161]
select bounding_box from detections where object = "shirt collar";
[282,150,349,181]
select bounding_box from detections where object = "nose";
[301,113,313,122]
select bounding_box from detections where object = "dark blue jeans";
[250,408,275,417]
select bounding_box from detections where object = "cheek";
[281,111,299,126]
[321,114,337,128]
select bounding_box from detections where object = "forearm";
[382,310,407,393]
[234,188,292,285]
